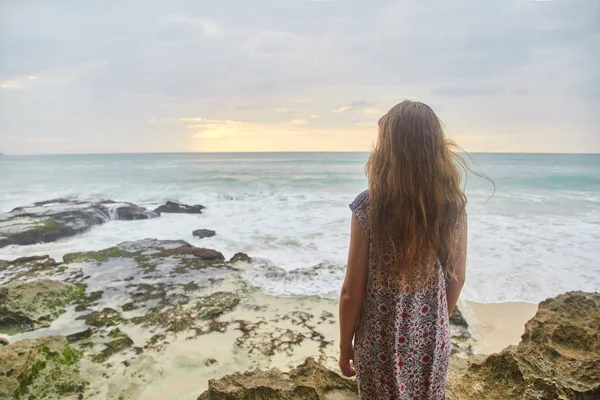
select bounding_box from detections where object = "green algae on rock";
[197,291,241,320]
[63,239,225,272]
[0,280,84,333]
[73,290,104,312]
[198,357,358,400]
[0,336,85,400]
[78,307,124,328]
[91,328,134,363]
[0,256,65,284]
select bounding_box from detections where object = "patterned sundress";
[350,190,451,400]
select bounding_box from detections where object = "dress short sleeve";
[349,190,370,229]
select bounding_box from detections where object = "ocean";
[1,152,599,304]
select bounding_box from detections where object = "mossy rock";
[78,308,123,327]
[63,247,133,264]
[73,290,103,312]
[0,336,85,400]
[230,253,252,263]
[0,220,75,249]
[197,292,241,320]
[91,328,134,363]
[131,307,196,333]
[0,280,85,333]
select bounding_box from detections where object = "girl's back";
[351,189,451,399]
[338,100,468,400]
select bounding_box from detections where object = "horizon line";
[1,150,600,157]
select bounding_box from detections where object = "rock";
[113,204,159,221]
[73,290,103,312]
[0,279,84,333]
[0,336,84,400]
[9,255,54,264]
[447,291,600,400]
[78,307,123,327]
[66,328,93,343]
[198,357,358,400]
[0,199,158,248]
[0,256,62,284]
[449,307,473,357]
[450,307,468,329]
[0,335,8,346]
[193,229,216,239]
[204,358,218,367]
[154,201,204,215]
[230,253,252,263]
[197,292,241,320]
[64,239,225,264]
[91,328,134,363]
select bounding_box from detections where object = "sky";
[0,0,599,154]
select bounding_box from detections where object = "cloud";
[332,101,375,114]
[290,119,308,125]
[333,105,353,113]
[433,84,505,97]
[161,14,224,37]
[0,0,598,154]
[1,76,38,90]
[363,108,383,115]
[310,115,319,119]
[348,100,374,108]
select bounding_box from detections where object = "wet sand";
[464,301,539,354]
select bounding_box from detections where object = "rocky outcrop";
[154,201,204,214]
[198,357,358,400]
[0,199,158,248]
[0,279,83,332]
[447,291,600,400]
[0,336,85,400]
[193,229,216,238]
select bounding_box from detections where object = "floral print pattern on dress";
[349,190,451,400]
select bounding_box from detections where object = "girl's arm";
[338,213,369,376]
[446,219,467,315]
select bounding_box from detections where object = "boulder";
[193,229,216,239]
[198,357,358,400]
[447,291,600,400]
[154,201,204,214]
[0,279,84,332]
[113,204,159,220]
[0,199,158,248]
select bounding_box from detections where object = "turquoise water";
[1,152,599,303]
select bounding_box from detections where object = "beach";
[1,152,599,399]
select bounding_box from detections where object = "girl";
[338,100,468,400]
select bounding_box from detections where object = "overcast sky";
[1,0,598,154]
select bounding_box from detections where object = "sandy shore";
[463,301,539,354]
[128,292,342,400]
[131,295,539,399]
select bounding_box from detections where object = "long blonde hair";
[366,100,467,293]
